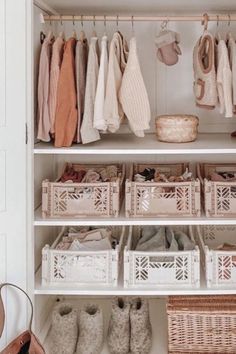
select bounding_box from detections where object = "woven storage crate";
[123,226,200,288]
[197,163,236,217]
[167,295,236,353]
[42,163,125,218]
[196,225,236,288]
[125,163,201,217]
[42,226,125,287]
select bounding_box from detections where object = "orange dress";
[55,37,78,147]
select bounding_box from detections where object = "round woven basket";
[155,115,199,143]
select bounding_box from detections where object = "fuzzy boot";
[130,298,152,354]
[107,297,130,354]
[76,304,104,354]
[49,302,78,354]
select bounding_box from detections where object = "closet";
[2,0,236,353]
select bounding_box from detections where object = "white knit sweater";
[119,37,151,137]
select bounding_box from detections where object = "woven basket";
[167,295,236,353]
[155,115,199,143]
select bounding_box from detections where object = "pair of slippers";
[156,30,182,66]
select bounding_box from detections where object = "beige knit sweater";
[119,37,151,137]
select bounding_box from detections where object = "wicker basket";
[42,226,125,287]
[125,163,201,217]
[155,114,199,143]
[195,225,236,288]
[197,163,236,217]
[167,295,236,353]
[124,226,200,288]
[42,163,125,218]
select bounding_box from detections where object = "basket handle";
[0,283,33,337]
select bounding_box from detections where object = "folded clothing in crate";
[55,226,119,251]
[42,163,125,218]
[135,226,195,252]
[126,163,200,217]
[167,295,236,353]
[42,226,125,286]
[60,164,120,183]
[197,163,236,217]
[124,226,200,288]
[134,166,193,183]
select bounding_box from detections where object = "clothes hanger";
[201,13,209,33]
[103,15,107,36]
[92,15,97,37]
[72,16,78,39]
[79,15,86,41]
[226,14,233,42]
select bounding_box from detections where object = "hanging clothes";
[54,37,78,147]
[93,35,109,131]
[216,37,233,118]
[37,32,54,142]
[104,31,129,133]
[119,37,151,137]
[80,36,101,144]
[75,34,89,143]
[227,33,236,114]
[49,34,64,135]
[193,31,218,109]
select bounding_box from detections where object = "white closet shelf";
[35,269,236,296]
[43,298,167,354]
[34,207,236,226]
[34,133,236,155]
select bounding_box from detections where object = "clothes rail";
[42,14,236,23]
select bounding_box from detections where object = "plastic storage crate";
[124,226,200,288]
[196,225,236,288]
[42,163,125,218]
[167,295,236,353]
[197,163,236,217]
[42,226,125,287]
[125,163,201,217]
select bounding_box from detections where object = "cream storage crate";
[125,163,201,217]
[196,225,236,288]
[197,163,236,217]
[42,163,125,218]
[42,226,125,287]
[167,295,236,353]
[124,226,200,288]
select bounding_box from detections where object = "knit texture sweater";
[80,37,101,144]
[119,37,151,137]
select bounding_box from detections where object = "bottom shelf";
[43,298,167,354]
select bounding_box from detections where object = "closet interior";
[32,1,236,353]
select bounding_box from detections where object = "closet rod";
[43,14,236,23]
